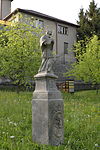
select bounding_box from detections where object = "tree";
[0,22,42,88]
[77,0,100,41]
[66,35,100,93]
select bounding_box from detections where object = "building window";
[64,42,68,54]
[35,19,44,28]
[58,25,68,35]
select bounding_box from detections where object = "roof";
[0,20,11,25]
[4,8,79,28]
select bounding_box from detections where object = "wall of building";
[6,12,77,61]
[0,0,11,19]
[17,13,57,53]
[5,11,77,82]
[57,23,76,64]
[0,0,1,19]
[53,23,77,81]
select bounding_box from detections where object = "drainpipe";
[56,22,58,55]
[0,0,2,19]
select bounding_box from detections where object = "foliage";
[0,90,100,150]
[77,0,100,41]
[66,35,100,87]
[0,22,42,87]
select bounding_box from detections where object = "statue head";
[46,30,52,36]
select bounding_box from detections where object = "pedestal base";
[32,72,64,145]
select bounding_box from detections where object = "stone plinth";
[32,72,64,146]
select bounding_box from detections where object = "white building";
[1,0,79,82]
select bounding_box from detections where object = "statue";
[38,31,54,73]
[32,30,64,146]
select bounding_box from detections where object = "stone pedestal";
[32,72,64,146]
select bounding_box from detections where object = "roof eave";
[3,8,79,28]
[3,8,19,21]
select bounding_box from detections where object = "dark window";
[58,25,68,35]
[64,27,68,35]
[64,42,68,54]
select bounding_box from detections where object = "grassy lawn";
[0,90,100,150]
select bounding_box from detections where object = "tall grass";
[0,90,100,150]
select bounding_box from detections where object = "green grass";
[0,90,100,150]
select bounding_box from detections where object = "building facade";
[0,0,79,82]
[3,8,78,81]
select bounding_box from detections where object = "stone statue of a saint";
[38,31,54,73]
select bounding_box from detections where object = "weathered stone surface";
[32,100,49,144]
[38,31,54,73]
[48,100,64,145]
[32,72,64,145]
[32,32,64,145]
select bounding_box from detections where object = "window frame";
[58,25,68,35]
[64,42,68,54]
